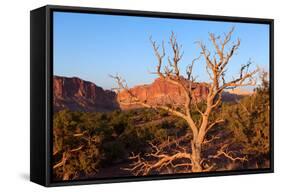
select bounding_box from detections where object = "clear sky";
[53,11,269,90]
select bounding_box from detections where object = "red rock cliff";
[53,76,243,112]
[117,78,209,109]
[53,76,119,112]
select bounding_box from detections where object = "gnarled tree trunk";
[111,28,257,175]
[191,140,202,172]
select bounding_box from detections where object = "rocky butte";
[117,77,210,110]
[53,76,248,112]
[53,76,119,112]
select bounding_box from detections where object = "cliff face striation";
[53,76,247,112]
[117,78,210,109]
[53,76,120,112]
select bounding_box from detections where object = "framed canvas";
[30,5,274,187]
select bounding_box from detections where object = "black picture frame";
[30,4,274,187]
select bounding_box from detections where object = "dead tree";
[111,28,258,175]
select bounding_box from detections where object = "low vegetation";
[52,28,270,181]
[52,75,270,180]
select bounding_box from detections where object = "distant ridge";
[53,75,248,112]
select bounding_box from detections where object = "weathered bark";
[191,140,202,172]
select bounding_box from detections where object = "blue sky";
[53,11,269,90]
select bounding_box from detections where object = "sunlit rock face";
[53,76,119,112]
[117,77,210,110]
[53,75,246,112]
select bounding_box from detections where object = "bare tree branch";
[150,36,165,78]
[209,144,247,162]
[112,28,257,175]
[123,142,192,175]
[206,119,225,133]
[53,152,68,169]
[187,55,201,81]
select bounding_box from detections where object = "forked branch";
[123,142,193,175]
[209,144,247,162]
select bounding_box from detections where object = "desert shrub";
[119,119,168,152]
[101,141,126,164]
[53,107,195,180]
[222,72,270,167]
[110,112,130,135]
[53,110,103,180]
[159,109,169,117]
[174,118,188,135]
